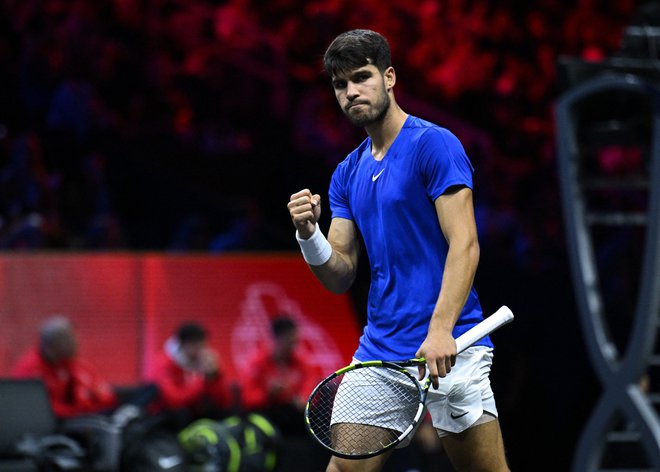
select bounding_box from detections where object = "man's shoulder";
[10,347,43,374]
[402,116,466,159]
[405,115,454,139]
[150,351,181,375]
[343,137,370,162]
[333,138,370,177]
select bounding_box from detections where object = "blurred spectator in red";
[241,315,320,436]
[10,315,118,419]
[148,321,231,425]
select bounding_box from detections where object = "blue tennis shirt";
[329,115,492,361]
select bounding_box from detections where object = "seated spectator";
[10,315,118,419]
[241,315,320,436]
[148,322,231,426]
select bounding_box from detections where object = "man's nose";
[346,81,359,100]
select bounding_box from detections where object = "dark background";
[0,0,650,469]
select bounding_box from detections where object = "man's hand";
[288,189,322,239]
[200,349,220,379]
[416,327,456,389]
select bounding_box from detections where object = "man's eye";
[333,81,347,89]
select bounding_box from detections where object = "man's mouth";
[347,101,368,111]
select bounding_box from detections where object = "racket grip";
[455,306,514,353]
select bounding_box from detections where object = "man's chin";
[345,100,389,127]
[346,111,377,127]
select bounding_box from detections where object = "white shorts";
[422,346,498,436]
[330,347,498,443]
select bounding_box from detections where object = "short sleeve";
[417,128,474,201]
[329,159,354,221]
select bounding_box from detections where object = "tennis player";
[288,29,509,472]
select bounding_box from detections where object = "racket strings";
[307,366,421,456]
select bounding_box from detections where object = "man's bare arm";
[431,186,480,334]
[309,217,360,294]
[416,186,480,386]
[288,189,360,294]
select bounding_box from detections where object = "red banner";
[0,254,362,386]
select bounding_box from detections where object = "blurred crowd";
[0,0,635,266]
[6,314,329,470]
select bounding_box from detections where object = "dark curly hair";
[323,29,392,77]
[176,322,207,344]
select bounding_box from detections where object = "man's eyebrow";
[337,68,372,80]
[330,66,374,86]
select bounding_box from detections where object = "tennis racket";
[304,305,514,459]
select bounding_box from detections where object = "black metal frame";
[555,73,660,471]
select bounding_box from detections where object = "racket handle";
[455,306,514,353]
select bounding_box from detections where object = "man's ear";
[384,66,396,91]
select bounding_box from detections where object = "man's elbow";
[313,270,355,294]
[453,237,479,266]
[310,260,356,294]
[468,239,480,266]
[320,277,353,294]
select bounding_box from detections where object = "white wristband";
[296,223,332,266]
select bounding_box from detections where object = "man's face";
[331,64,392,127]
[48,330,78,362]
[275,328,298,355]
[181,340,206,364]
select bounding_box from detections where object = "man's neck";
[366,103,408,161]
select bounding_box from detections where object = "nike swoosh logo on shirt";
[450,411,469,420]
[372,169,385,182]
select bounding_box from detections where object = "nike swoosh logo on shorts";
[372,169,385,181]
[450,411,469,420]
